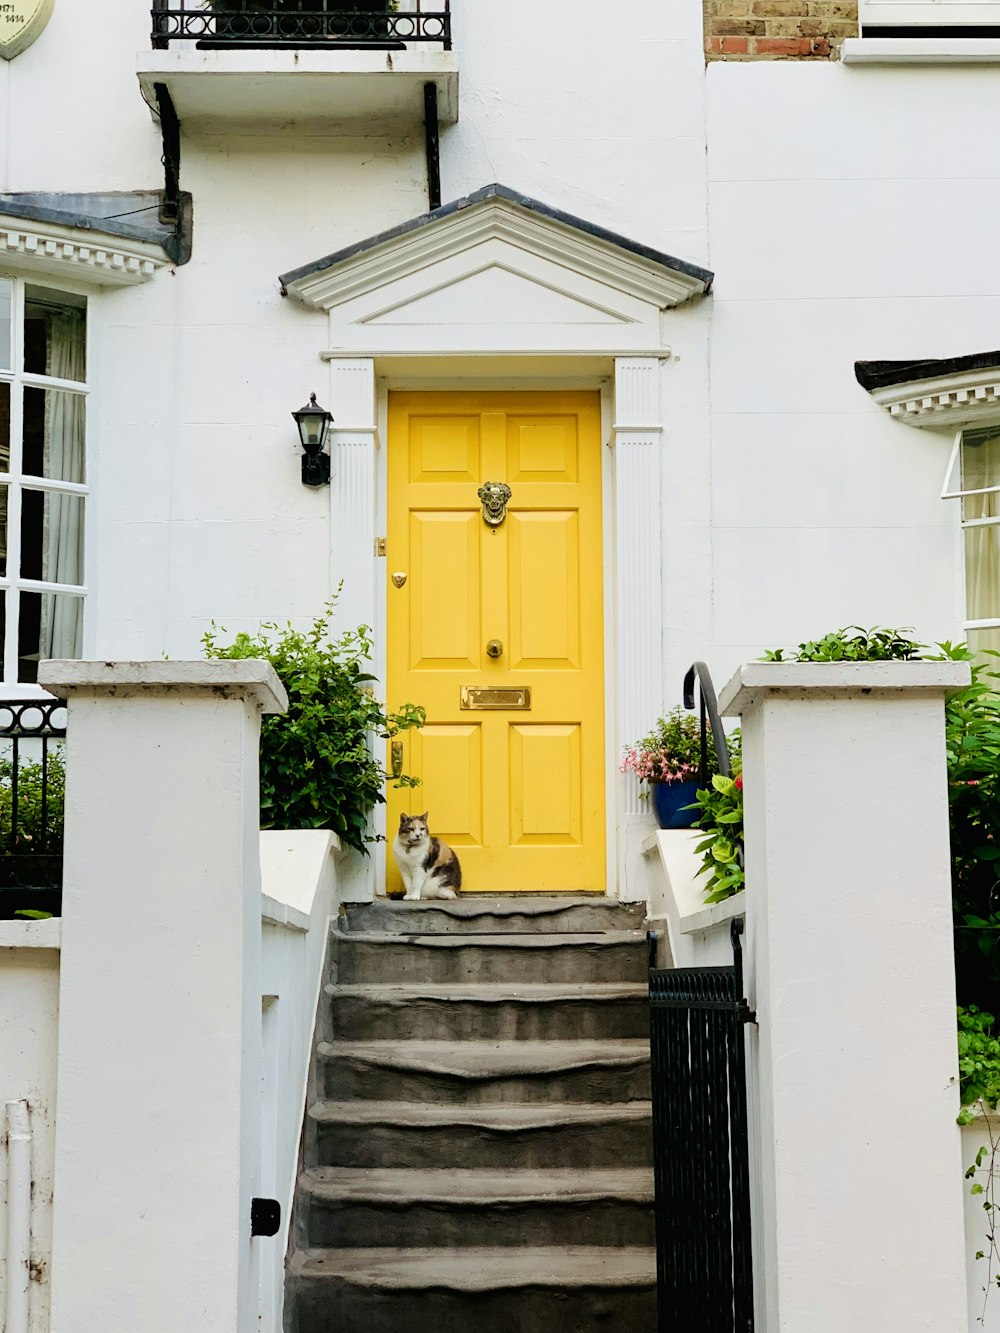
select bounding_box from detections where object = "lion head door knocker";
[478,481,512,528]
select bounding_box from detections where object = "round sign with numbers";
[0,0,54,60]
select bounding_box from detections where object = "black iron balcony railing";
[151,0,452,50]
[0,697,67,919]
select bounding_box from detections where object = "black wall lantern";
[293,392,333,487]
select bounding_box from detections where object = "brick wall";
[704,0,858,58]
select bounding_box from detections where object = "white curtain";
[964,435,1000,657]
[39,312,85,660]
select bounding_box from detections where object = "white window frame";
[859,0,1000,29]
[0,274,89,686]
[941,422,1000,644]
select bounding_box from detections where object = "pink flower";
[735,775,743,791]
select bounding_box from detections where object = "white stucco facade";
[0,0,990,892]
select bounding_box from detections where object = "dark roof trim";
[0,192,177,253]
[855,350,1000,392]
[279,182,714,292]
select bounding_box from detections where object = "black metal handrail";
[683,660,733,785]
[0,698,67,917]
[151,1,452,50]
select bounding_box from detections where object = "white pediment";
[280,186,712,357]
[362,262,630,328]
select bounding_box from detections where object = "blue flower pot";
[651,779,700,830]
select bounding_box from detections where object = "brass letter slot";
[461,686,532,711]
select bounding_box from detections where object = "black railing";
[0,698,67,919]
[649,919,755,1332]
[151,0,452,50]
[683,660,733,786]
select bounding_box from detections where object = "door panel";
[508,511,581,669]
[506,413,580,483]
[409,512,480,669]
[411,723,484,847]
[409,413,481,482]
[510,724,583,846]
[387,391,605,893]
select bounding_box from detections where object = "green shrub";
[930,642,1000,1012]
[958,1005,1000,1120]
[691,764,745,904]
[0,746,66,855]
[203,603,424,854]
[762,625,922,663]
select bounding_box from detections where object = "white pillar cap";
[719,660,971,717]
[37,659,288,715]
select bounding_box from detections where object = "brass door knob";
[486,639,503,659]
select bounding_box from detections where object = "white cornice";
[0,215,169,286]
[869,365,1000,428]
[285,197,708,313]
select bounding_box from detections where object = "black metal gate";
[649,920,754,1333]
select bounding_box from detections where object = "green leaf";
[204,593,425,854]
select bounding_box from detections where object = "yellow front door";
[386,391,605,893]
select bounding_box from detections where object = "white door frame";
[325,353,665,900]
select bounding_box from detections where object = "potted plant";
[621,707,716,830]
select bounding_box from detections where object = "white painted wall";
[258,829,342,1333]
[722,661,970,1333]
[0,919,59,1333]
[1,2,995,894]
[0,830,347,1333]
[703,62,999,688]
[38,661,286,1333]
[1,1,714,801]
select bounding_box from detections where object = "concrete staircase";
[286,896,655,1333]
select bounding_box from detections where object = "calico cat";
[393,813,462,900]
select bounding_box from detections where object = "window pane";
[965,522,1000,627]
[18,590,82,681]
[967,625,1000,663]
[20,490,84,586]
[0,381,9,473]
[23,286,86,383]
[22,386,86,483]
[0,279,11,372]
[0,483,9,577]
[961,426,1000,518]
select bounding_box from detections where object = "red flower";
[734,775,743,791]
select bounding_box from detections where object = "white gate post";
[39,661,287,1333]
[720,661,971,1333]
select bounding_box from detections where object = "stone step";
[288,1246,656,1333]
[343,896,648,936]
[300,1167,655,1249]
[317,1039,651,1105]
[325,981,650,1043]
[308,1099,653,1170]
[332,931,649,987]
